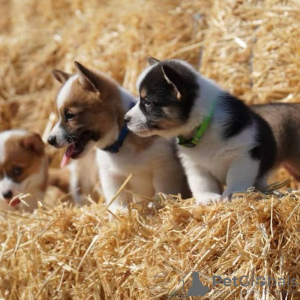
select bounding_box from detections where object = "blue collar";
[103,102,135,153]
[103,124,129,153]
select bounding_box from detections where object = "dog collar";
[177,101,216,148]
[103,102,136,153]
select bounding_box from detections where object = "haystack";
[0,0,300,299]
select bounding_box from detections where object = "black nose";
[3,190,13,200]
[47,136,57,146]
[124,115,131,123]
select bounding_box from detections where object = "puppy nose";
[124,115,131,123]
[3,190,13,200]
[47,135,57,146]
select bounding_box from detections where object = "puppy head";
[48,62,122,167]
[0,130,46,209]
[125,58,199,138]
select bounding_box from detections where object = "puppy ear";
[161,65,182,100]
[148,57,160,66]
[20,132,45,157]
[74,61,99,93]
[51,69,71,84]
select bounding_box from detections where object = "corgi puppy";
[125,58,300,205]
[0,130,48,211]
[48,62,189,214]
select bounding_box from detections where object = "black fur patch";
[250,146,262,160]
[251,114,277,178]
[221,92,277,179]
[138,60,199,129]
[220,93,253,139]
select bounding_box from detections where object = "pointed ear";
[51,69,71,84]
[74,61,99,93]
[161,65,182,100]
[20,132,45,157]
[148,57,160,66]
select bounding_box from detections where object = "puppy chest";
[97,150,154,175]
[178,143,239,183]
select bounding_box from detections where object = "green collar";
[177,101,216,148]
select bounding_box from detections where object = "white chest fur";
[96,137,187,213]
[178,122,257,184]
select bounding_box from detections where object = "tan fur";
[1,134,47,190]
[57,73,123,140]
[155,112,183,130]
[58,72,155,153]
[252,103,300,180]
[140,88,147,99]
[0,131,49,212]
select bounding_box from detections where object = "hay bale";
[0,192,299,299]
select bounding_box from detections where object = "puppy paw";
[107,202,128,220]
[194,193,222,206]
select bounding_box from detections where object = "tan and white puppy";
[48,62,189,214]
[0,130,48,212]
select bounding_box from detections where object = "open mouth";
[61,131,97,167]
[7,197,21,207]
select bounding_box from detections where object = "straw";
[1,0,300,298]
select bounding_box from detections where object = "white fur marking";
[0,130,27,164]
[57,75,78,111]
[125,104,149,135]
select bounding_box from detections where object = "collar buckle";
[177,136,196,148]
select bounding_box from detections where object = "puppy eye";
[143,98,151,108]
[12,166,23,176]
[64,109,75,121]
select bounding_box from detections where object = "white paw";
[107,202,128,219]
[194,193,222,206]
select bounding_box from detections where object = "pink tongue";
[61,144,75,168]
[8,197,20,207]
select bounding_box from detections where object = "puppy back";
[251,103,300,163]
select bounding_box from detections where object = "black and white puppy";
[125,58,300,204]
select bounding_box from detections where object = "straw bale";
[1,0,300,298]
[0,191,299,299]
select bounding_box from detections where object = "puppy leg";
[100,171,128,214]
[284,160,300,182]
[255,174,269,191]
[223,153,259,199]
[153,166,183,195]
[186,166,222,205]
[130,172,155,197]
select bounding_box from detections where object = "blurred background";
[0,0,300,184]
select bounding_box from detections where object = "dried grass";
[0,189,299,299]
[0,0,300,299]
